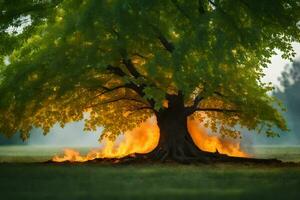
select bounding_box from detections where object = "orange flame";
[52,118,159,162]
[52,118,247,162]
[188,119,248,157]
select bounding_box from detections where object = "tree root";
[45,139,297,166]
[90,147,294,166]
[45,150,299,167]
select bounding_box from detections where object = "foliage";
[0,0,62,63]
[0,0,299,141]
[274,60,300,141]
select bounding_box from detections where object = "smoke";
[28,121,101,147]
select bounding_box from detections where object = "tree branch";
[185,95,204,116]
[105,65,144,95]
[106,62,156,108]
[132,53,148,59]
[98,83,148,105]
[122,59,144,79]
[148,23,175,53]
[106,28,157,108]
[158,34,175,53]
[110,29,145,80]
[198,0,206,14]
[85,97,147,110]
[214,91,226,97]
[208,0,217,7]
[92,85,129,98]
[194,108,240,113]
[126,106,155,116]
[106,65,127,77]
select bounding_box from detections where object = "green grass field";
[0,146,300,200]
[1,145,300,162]
[1,163,300,200]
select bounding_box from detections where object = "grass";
[0,146,92,163]
[1,145,300,162]
[251,145,300,162]
[0,163,300,200]
[0,146,300,199]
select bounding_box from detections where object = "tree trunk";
[153,110,204,162]
[143,94,211,163]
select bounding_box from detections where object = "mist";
[249,57,300,146]
[0,121,101,146]
[28,122,101,146]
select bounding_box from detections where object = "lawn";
[1,163,300,199]
[0,146,300,200]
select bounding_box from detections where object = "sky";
[262,42,300,87]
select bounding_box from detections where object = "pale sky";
[262,42,300,87]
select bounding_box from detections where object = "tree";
[0,134,26,145]
[0,0,299,162]
[274,60,300,143]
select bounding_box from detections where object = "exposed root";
[83,146,285,166]
[45,149,297,167]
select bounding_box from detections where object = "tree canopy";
[0,0,299,141]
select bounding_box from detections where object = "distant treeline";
[274,60,300,144]
[0,134,26,145]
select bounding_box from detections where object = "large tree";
[0,0,299,162]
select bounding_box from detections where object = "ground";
[0,146,300,200]
[1,163,300,200]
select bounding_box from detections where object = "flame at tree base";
[52,118,248,162]
[188,120,248,158]
[52,118,160,162]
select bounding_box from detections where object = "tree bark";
[141,94,212,163]
[152,109,205,162]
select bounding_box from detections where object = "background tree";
[274,60,300,144]
[0,134,26,145]
[0,0,299,162]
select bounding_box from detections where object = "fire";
[52,118,160,162]
[188,119,248,157]
[53,117,248,162]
